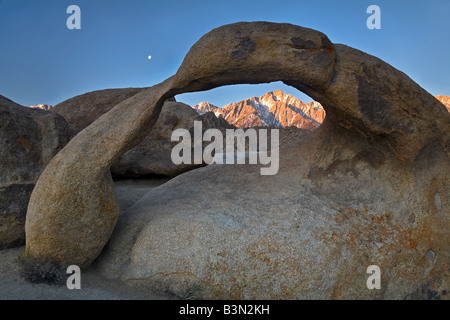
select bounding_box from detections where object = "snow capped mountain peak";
[192,90,326,129]
[436,95,450,112]
[28,104,54,111]
[194,101,219,115]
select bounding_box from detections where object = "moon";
[148,55,152,60]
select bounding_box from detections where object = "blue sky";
[0,0,448,107]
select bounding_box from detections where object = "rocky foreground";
[0,178,172,299]
[0,96,70,249]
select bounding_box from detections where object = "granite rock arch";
[25,22,449,272]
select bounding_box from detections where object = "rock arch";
[25,22,449,269]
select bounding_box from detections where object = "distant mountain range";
[194,91,450,129]
[28,104,54,111]
[193,90,325,129]
[436,95,450,112]
[26,92,449,129]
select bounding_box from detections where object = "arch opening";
[175,82,326,131]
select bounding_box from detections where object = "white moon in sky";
[148,55,152,60]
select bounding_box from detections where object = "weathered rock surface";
[26,22,449,299]
[198,111,235,130]
[0,95,70,249]
[97,144,449,299]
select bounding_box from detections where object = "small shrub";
[18,256,66,286]
[183,283,203,300]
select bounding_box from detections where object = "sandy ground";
[0,178,173,300]
[0,246,173,300]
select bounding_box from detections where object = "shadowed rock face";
[53,88,145,138]
[25,22,449,298]
[0,96,70,249]
[54,92,203,177]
